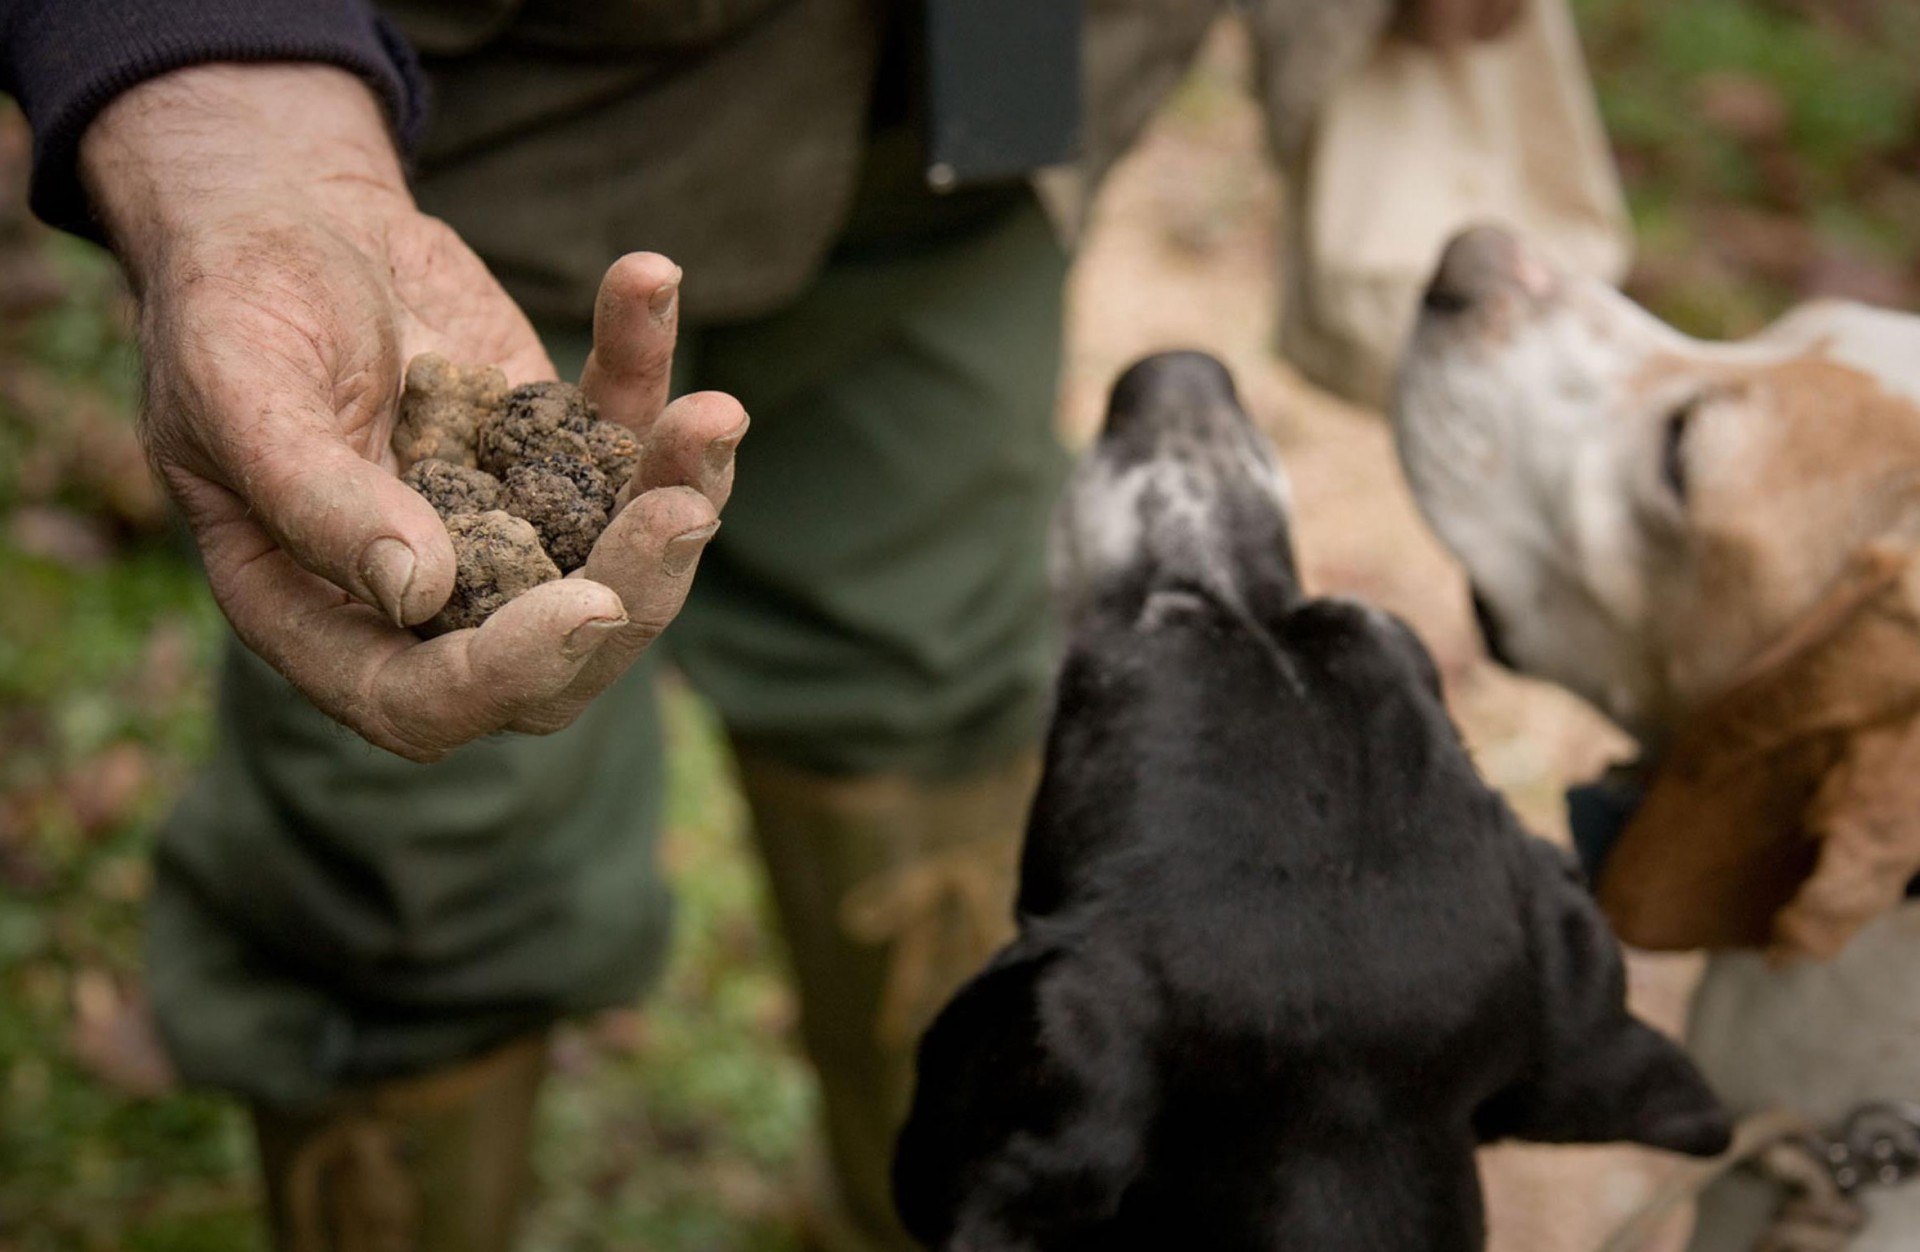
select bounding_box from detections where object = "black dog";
[892,353,1730,1251]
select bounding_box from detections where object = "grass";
[1574,0,1920,334]
[1,4,1917,1248]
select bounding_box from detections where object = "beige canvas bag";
[1278,0,1631,409]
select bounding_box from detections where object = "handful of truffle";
[394,354,643,633]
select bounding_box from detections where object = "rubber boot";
[734,747,1041,1252]
[251,1034,548,1252]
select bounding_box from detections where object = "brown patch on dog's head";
[1636,358,1920,725]
[1604,359,1920,956]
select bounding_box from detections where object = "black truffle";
[403,459,503,518]
[428,511,562,634]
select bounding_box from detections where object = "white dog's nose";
[1423,224,1554,314]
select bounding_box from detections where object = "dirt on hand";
[395,353,641,631]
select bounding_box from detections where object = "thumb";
[165,354,455,627]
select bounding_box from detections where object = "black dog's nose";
[1107,351,1240,429]
[1423,224,1531,315]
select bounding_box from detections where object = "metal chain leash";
[1598,1102,1920,1252]
[1748,1102,1920,1252]
[1794,1102,1920,1196]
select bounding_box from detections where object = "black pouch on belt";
[922,0,1083,188]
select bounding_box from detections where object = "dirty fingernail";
[701,422,747,492]
[649,277,680,322]
[662,521,720,575]
[359,537,417,626]
[563,615,628,659]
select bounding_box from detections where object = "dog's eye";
[1660,397,1697,501]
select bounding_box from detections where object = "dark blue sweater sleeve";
[0,0,427,236]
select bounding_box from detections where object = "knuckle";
[506,707,579,736]
[390,737,449,765]
[370,711,457,763]
[358,663,472,763]
[620,617,672,648]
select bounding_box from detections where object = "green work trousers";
[145,191,1069,1110]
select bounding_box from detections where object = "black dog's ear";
[893,944,1159,1251]
[1475,838,1732,1158]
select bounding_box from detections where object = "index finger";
[578,251,681,434]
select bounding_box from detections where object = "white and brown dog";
[1393,225,1920,1250]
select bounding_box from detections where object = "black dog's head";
[896,352,1729,1252]
[1034,353,1454,915]
[1051,351,1302,635]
